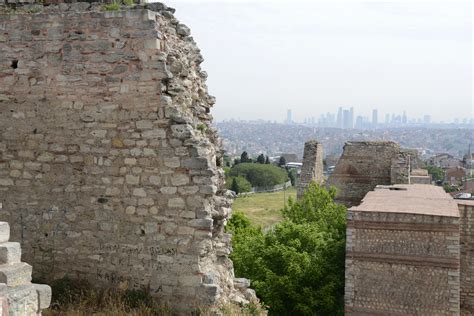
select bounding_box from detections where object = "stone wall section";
[0,2,251,312]
[390,152,411,185]
[297,140,323,199]
[345,186,461,315]
[328,141,401,206]
[459,200,474,315]
[0,221,51,315]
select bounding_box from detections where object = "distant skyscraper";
[402,111,407,124]
[423,115,431,124]
[336,107,343,128]
[343,109,352,129]
[372,109,378,127]
[349,107,354,128]
[286,109,292,123]
[385,114,390,124]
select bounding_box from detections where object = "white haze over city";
[166,0,473,123]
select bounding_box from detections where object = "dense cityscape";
[216,119,473,160]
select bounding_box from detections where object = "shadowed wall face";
[0,3,251,312]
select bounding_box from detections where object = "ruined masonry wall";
[297,140,323,199]
[459,201,474,315]
[345,210,460,315]
[0,3,249,312]
[0,221,51,315]
[328,141,401,206]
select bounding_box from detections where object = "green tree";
[287,168,298,186]
[241,151,252,163]
[257,154,266,164]
[425,165,445,182]
[229,163,288,187]
[227,176,252,194]
[443,183,458,193]
[278,156,286,167]
[228,183,346,315]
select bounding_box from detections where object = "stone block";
[0,242,21,264]
[0,222,10,243]
[33,284,52,310]
[0,262,33,287]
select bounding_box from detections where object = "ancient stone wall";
[390,152,410,184]
[345,185,460,315]
[0,2,250,312]
[0,221,51,315]
[297,140,323,199]
[459,200,474,315]
[328,141,401,206]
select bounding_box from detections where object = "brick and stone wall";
[328,141,426,206]
[345,185,461,315]
[458,200,474,315]
[0,221,51,315]
[328,141,401,206]
[297,140,323,199]
[0,2,251,312]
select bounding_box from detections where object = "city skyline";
[167,0,472,122]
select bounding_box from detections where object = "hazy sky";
[166,0,473,123]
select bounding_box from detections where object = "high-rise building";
[286,109,292,124]
[385,114,390,124]
[402,111,407,124]
[423,115,431,124]
[372,109,378,127]
[343,109,352,129]
[337,107,343,128]
[349,107,354,128]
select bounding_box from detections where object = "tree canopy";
[229,163,288,188]
[228,183,346,315]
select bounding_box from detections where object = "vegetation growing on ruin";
[102,2,121,11]
[228,183,346,315]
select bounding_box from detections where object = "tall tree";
[278,156,286,167]
[257,154,266,164]
[240,151,251,163]
[228,183,346,315]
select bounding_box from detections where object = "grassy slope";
[232,187,296,228]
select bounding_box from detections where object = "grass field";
[232,187,296,228]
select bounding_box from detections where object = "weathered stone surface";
[328,141,418,206]
[0,242,21,264]
[0,222,9,243]
[0,2,252,313]
[297,140,323,199]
